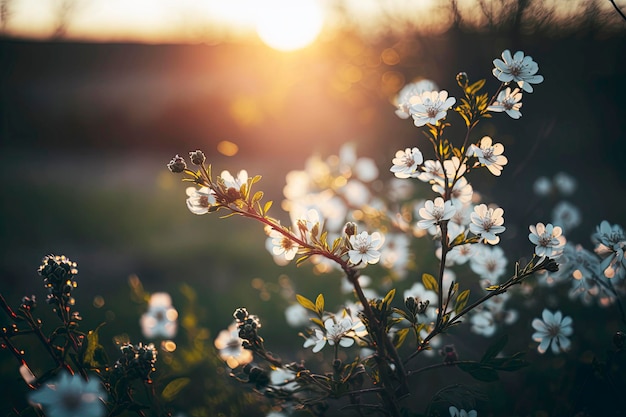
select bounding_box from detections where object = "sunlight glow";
[255,0,325,51]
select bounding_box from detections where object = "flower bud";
[167,155,187,173]
[440,344,458,363]
[189,150,206,165]
[456,72,469,89]
[405,297,417,313]
[344,222,357,237]
[233,308,249,322]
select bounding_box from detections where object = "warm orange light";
[255,0,325,51]
[217,140,239,157]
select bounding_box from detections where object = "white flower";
[432,176,473,205]
[492,49,544,93]
[266,412,288,417]
[529,222,566,258]
[390,147,423,179]
[341,274,371,293]
[470,245,508,283]
[29,371,107,417]
[417,197,456,230]
[185,186,216,215]
[342,179,371,207]
[447,243,475,266]
[284,303,310,328]
[449,406,477,417]
[443,156,467,180]
[531,309,573,354]
[592,221,626,279]
[140,292,178,339]
[470,310,496,337]
[268,228,299,261]
[487,87,523,119]
[303,327,326,353]
[533,176,552,196]
[469,204,506,244]
[348,231,383,265]
[551,201,582,233]
[379,233,411,278]
[303,317,356,353]
[214,322,253,368]
[394,79,438,119]
[220,169,248,189]
[416,159,445,183]
[553,172,577,195]
[409,90,456,127]
[270,368,298,391]
[403,282,438,308]
[467,136,508,176]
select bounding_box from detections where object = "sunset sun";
[255,0,325,51]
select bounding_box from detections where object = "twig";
[609,0,626,22]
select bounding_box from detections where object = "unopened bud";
[344,222,357,237]
[456,72,469,89]
[189,150,206,165]
[167,155,187,173]
[233,307,249,322]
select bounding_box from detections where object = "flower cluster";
[38,254,79,309]
[162,48,626,417]
[113,342,158,382]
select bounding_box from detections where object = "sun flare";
[255,0,325,51]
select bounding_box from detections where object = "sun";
[255,0,325,52]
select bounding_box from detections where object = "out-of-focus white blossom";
[214,322,253,368]
[140,292,178,339]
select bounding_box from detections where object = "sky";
[2,0,616,47]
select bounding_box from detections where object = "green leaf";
[162,377,191,401]
[296,294,316,312]
[450,232,465,249]
[457,363,499,382]
[466,78,486,94]
[393,327,410,348]
[382,288,396,308]
[251,191,264,205]
[262,200,273,215]
[295,254,311,266]
[422,273,439,293]
[315,294,325,315]
[453,289,470,314]
[481,334,508,363]
[392,307,413,322]
[310,317,325,329]
[84,324,108,367]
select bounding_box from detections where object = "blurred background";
[1,0,626,416]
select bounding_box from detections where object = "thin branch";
[609,0,626,22]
